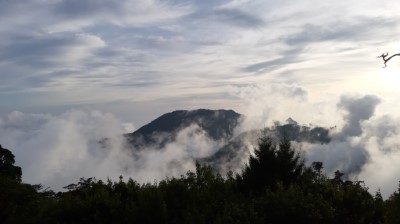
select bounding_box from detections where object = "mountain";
[125,109,242,149]
[123,109,331,174]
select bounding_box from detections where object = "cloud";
[0,110,223,191]
[0,33,107,93]
[50,1,192,32]
[307,141,369,176]
[187,8,265,28]
[337,95,381,138]
[359,115,400,197]
[284,16,398,46]
[306,95,381,175]
[242,48,304,73]
[129,124,225,181]
[2,91,400,199]
[218,0,252,9]
[0,110,130,189]
[0,0,192,33]
[300,93,400,198]
[0,33,105,64]
[231,83,313,132]
[2,0,400,115]
[230,84,400,198]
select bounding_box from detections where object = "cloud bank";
[0,110,223,191]
[2,88,400,199]
[231,84,400,198]
[303,94,400,198]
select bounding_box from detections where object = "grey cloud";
[0,111,51,131]
[307,95,380,180]
[52,0,192,28]
[129,35,189,52]
[243,57,300,73]
[337,95,381,138]
[285,16,398,45]
[186,8,264,28]
[215,8,265,28]
[0,0,191,35]
[54,0,124,18]
[0,33,106,92]
[111,81,161,88]
[363,115,400,154]
[285,24,347,45]
[307,141,369,178]
[54,0,193,19]
[242,48,304,73]
[0,35,67,62]
[181,0,229,9]
[0,33,104,66]
[303,93,400,198]
[0,0,46,17]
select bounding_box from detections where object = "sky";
[1,0,400,126]
[2,0,400,197]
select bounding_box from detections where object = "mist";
[232,84,400,198]
[2,86,400,198]
[0,110,224,191]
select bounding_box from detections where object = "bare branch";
[378,52,400,68]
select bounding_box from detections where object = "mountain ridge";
[125,109,242,149]
[123,109,331,173]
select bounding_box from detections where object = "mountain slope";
[125,109,242,149]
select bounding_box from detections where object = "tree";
[237,136,304,195]
[0,145,43,223]
[0,145,22,182]
[384,182,400,224]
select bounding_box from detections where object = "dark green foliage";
[0,144,22,182]
[237,137,303,194]
[384,182,400,224]
[0,145,45,223]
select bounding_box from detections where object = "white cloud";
[0,110,131,190]
[0,110,223,191]
[302,94,400,198]
[230,84,400,198]
[231,83,340,131]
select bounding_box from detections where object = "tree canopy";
[0,144,22,182]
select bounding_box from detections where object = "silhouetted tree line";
[1,136,400,223]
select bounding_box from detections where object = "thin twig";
[378,52,400,68]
